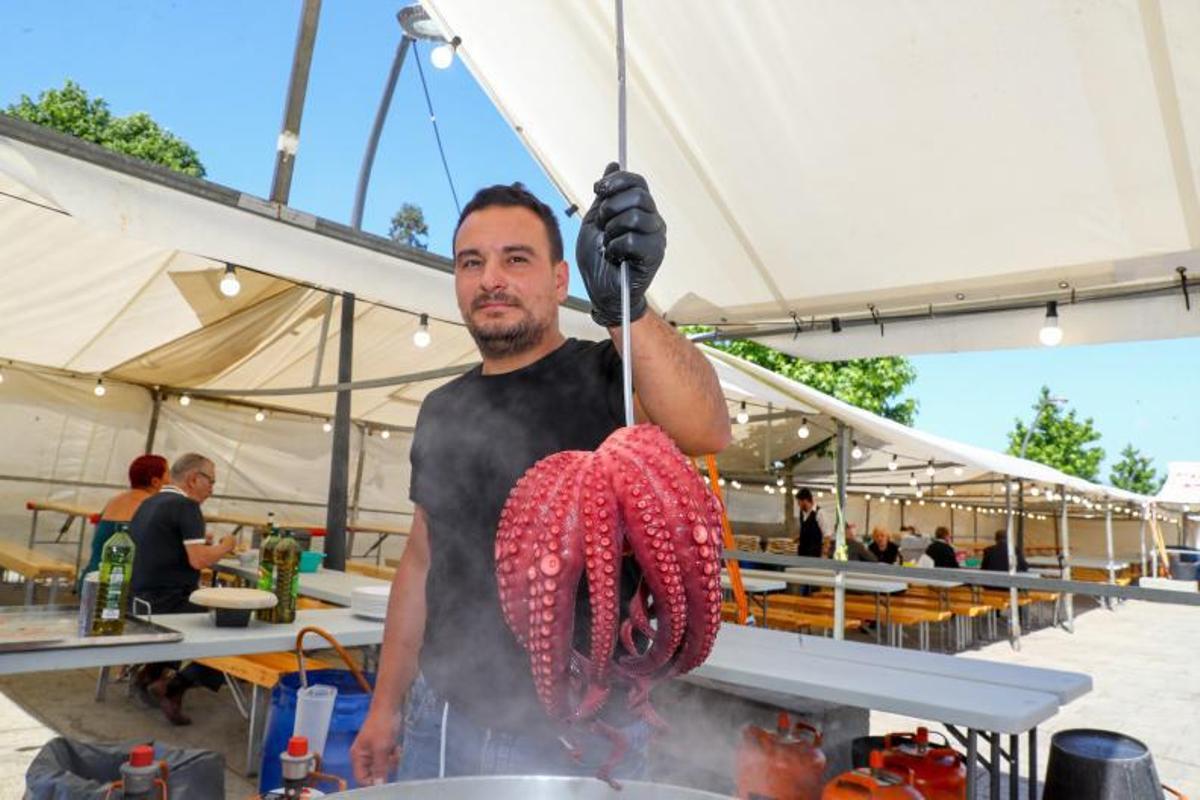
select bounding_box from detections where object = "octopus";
[495,424,724,783]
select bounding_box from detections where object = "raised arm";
[351,505,431,784]
[576,163,731,456]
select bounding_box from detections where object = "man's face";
[186,463,215,504]
[873,530,887,547]
[846,524,858,541]
[453,206,567,359]
[798,498,813,513]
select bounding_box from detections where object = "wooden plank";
[344,561,396,580]
[195,652,333,688]
[25,499,99,518]
[0,544,75,579]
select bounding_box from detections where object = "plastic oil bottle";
[271,529,301,624]
[257,512,280,622]
[91,523,135,636]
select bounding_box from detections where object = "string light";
[731,480,742,490]
[322,420,333,433]
[93,379,106,397]
[776,477,785,487]
[179,393,191,407]
[254,409,266,422]
[736,402,749,425]
[851,441,863,460]
[909,472,918,487]
[916,488,924,498]
[413,313,432,348]
[926,460,936,477]
[380,429,391,440]
[946,488,955,497]
[1039,300,1063,346]
[888,455,898,471]
[717,477,726,487]
[797,418,810,439]
[865,494,872,501]
[219,265,241,297]
[0,367,5,384]
[883,486,892,496]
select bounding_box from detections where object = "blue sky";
[3,2,1197,480]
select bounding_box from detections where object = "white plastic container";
[293,684,338,758]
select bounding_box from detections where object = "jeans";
[397,674,652,781]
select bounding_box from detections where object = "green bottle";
[91,524,135,636]
[271,530,301,624]
[256,512,280,622]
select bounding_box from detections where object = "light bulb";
[255,409,266,422]
[926,461,936,477]
[791,488,798,495]
[380,429,391,440]
[776,477,785,487]
[322,420,333,433]
[93,379,106,397]
[883,486,892,496]
[717,477,725,487]
[865,494,872,501]
[851,441,863,460]
[1030,486,1040,496]
[219,265,241,297]
[888,455,897,471]
[731,480,741,490]
[916,488,924,498]
[736,402,749,425]
[179,393,191,407]
[0,369,5,384]
[431,41,455,69]
[797,418,810,439]
[1039,300,1062,346]
[946,488,955,497]
[413,313,432,348]
[908,472,917,487]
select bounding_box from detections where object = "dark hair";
[797,488,813,503]
[453,183,564,263]
[129,454,168,490]
[935,526,951,540]
[994,530,1007,543]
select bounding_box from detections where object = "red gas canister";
[736,712,828,800]
[880,728,966,800]
[822,752,926,799]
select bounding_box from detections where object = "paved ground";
[1,586,1196,798]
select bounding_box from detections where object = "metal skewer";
[615,0,634,427]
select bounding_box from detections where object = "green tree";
[1109,444,1163,494]
[5,80,205,177]
[695,333,918,425]
[1006,386,1104,480]
[389,203,429,250]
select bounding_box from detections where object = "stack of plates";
[350,586,390,620]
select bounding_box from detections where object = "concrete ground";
[1,586,1196,798]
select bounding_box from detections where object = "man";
[868,527,900,564]
[924,526,959,569]
[351,167,730,784]
[130,453,236,725]
[795,488,827,559]
[981,530,1030,572]
[843,523,878,562]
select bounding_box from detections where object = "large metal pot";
[325,776,731,799]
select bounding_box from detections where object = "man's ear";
[555,260,569,303]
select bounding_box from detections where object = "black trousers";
[134,588,224,693]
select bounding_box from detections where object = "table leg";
[875,593,882,643]
[989,732,1001,800]
[75,516,87,587]
[23,579,35,607]
[246,684,262,777]
[967,729,978,800]
[94,666,110,702]
[1028,728,1038,800]
[1009,734,1019,800]
[27,508,39,549]
[48,579,59,605]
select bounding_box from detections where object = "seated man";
[868,527,900,564]
[130,452,236,725]
[924,526,959,569]
[843,523,878,562]
[981,530,1030,572]
[898,526,930,564]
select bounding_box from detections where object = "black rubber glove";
[575,162,667,328]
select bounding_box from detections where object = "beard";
[465,293,550,359]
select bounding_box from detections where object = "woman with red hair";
[80,454,170,588]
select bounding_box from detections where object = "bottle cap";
[916,727,929,745]
[869,750,884,769]
[129,745,154,767]
[287,736,309,757]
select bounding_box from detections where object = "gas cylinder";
[879,727,966,800]
[736,712,827,800]
[821,752,926,800]
[111,744,168,799]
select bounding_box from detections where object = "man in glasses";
[130,452,236,725]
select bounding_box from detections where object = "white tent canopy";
[422,0,1200,358]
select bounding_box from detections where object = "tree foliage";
[1109,444,1163,495]
[389,203,429,250]
[1006,386,1104,480]
[694,332,918,425]
[6,80,205,177]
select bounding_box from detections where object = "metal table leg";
[967,729,978,799]
[246,684,263,777]
[23,579,35,606]
[1009,734,1020,800]
[990,732,1001,800]
[1028,728,1038,800]
[94,666,110,702]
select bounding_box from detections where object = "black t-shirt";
[925,539,959,569]
[410,337,631,731]
[869,541,900,564]
[130,488,205,597]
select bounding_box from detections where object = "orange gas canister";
[822,752,926,799]
[880,728,966,800]
[736,712,828,800]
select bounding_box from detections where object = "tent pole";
[1060,486,1073,632]
[764,402,772,473]
[350,424,367,524]
[311,294,335,386]
[1016,479,1025,563]
[270,0,322,204]
[1104,507,1116,609]
[833,423,849,640]
[144,389,162,454]
[1004,477,1022,650]
[323,294,354,571]
[1138,514,1148,580]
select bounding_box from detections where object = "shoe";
[131,669,160,709]
[150,680,192,726]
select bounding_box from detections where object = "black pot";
[1043,729,1164,799]
[212,608,253,628]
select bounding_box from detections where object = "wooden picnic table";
[216,559,389,607]
[24,499,98,581]
[720,574,787,624]
[347,518,410,565]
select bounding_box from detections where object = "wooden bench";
[344,561,396,581]
[772,593,949,649]
[721,602,863,633]
[0,543,76,604]
[194,651,334,776]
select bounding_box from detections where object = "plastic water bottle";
[91,524,134,636]
[257,512,280,622]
